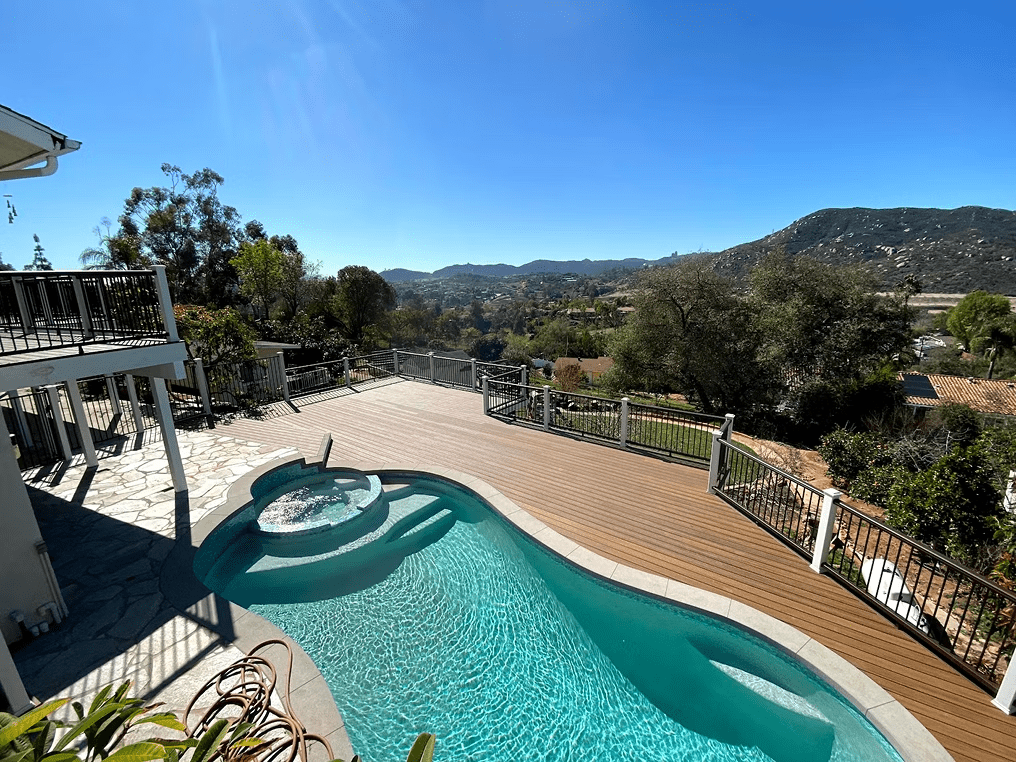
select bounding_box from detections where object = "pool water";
[203,477,904,762]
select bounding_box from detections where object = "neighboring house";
[554,356,614,384]
[0,106,188,714]
[254,340,301,360]
[899,372,1016,419]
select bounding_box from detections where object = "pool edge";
[192,453,954,762]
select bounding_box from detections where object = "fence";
[0,270,171,356]
[710,437,1016,705]
[483,378,729,467]
[3,374,160,470]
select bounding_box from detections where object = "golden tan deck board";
[219,381,1016,762]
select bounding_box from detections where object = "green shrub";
[817,429,879,488]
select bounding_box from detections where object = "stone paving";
[10,429,352,758]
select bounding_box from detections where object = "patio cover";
[0,104,80,181]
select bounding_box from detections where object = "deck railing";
[483,378,729,467]
[0,268,174,357]
[710,437,1016,705]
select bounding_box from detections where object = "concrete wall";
[0,414,57,645]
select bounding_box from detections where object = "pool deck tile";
[610,565,669,597]
[566,546,618,578]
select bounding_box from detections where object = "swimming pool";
[197,466,906,762]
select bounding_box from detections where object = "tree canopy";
[330,265,397,348]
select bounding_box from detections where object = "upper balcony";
[0,266,187,391]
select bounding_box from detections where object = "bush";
[849,463,905,507]
[885,447,1003,569]
[817,429,879,488]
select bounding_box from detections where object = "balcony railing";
[0,268,175,358]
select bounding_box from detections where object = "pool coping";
[190,449,954,762]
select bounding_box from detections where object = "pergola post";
[43,384,72,461]
[124,374,146,434]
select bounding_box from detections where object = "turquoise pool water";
[200,474,904,762]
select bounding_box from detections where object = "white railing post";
[150,265,179,342]
[43,384,73,461]
[344,358,351,388]
[521,365,528,387]
[124,374,146,434]
[192,359,214,420]
[482,377,490,415]
[11,275,32,332]
[707,431,724,494]
[471,359,478,390]
[65,381,97,467]
[810,488,842,573]
[543,386,552,431]
[70,275,94,339]
[993,660,1016,714]
[105,375,122,415]
[393,349,400,377]
[722,413,735,442]
[429,352,436,383]
[620,397,630,448]
[8,392,31,451]
[275,352,291,404]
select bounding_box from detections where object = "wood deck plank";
[218,381,1016,762]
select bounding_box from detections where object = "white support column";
[105,376,122,415]
[64,381,97,467]
[543,386,552,431]
[993,659,1016,714]
[192,359,213,419]
[0,638,32,715]
[619,397,630,448]
[344,358,351,389]
[124,374,145,434]
[429,352,436,383]
[150,265,179,342]
[43,385,73,461]
[707,431,723,494]
[810,488,842,573]
[149,378,187,492]
[482,377,490,415]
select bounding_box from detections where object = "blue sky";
[2,1,1014,275]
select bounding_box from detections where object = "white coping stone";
[865,700,954,762]
[664,580,732,617]
[468,480,502,500]
[611,565,669,597]
[533,526,579,557]
[795,638,897,712]
[727,599,812,653]
[566,546,618,579]
[505,509,548,536]
[485,493,522,516]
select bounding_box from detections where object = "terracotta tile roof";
[899,372,1016,416]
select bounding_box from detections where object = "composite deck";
[217,380,1016,762]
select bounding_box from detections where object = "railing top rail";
[285,360,344,374]
[627,399,727,423]
[0,269,158,279]
[717,437,823,498]
[837,498,1016,602]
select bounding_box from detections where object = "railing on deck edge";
[482,377,729,467]
[710,437,1016,703]
[0,269,171,356]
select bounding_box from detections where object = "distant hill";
[381,206,1016,293]
[381,255,681,282]
[710,206,1016,294]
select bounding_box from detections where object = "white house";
[0,105,188,714]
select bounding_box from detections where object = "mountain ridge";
[381,206,1016,293]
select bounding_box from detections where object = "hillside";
[381,254,681,282]
[710,206,1016,293]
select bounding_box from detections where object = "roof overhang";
[0,104,80,181]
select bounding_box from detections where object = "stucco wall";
[0,416,55,644]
